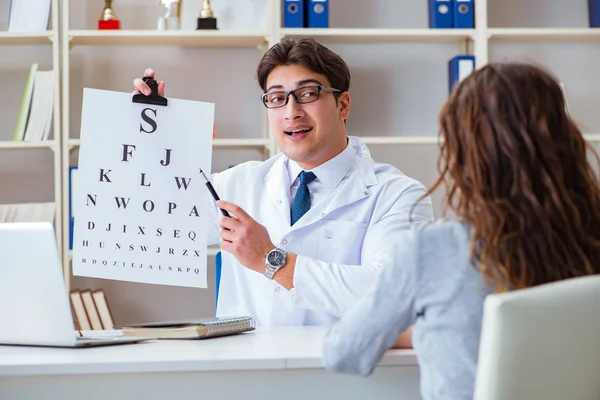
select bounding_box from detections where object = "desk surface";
[0,326,417,376]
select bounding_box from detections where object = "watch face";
[267,250,285,267]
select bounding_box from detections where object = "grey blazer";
[323,219,491,400]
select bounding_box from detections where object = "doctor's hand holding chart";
[73,77,215,289]
[131,38,434,330]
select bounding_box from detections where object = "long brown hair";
[428,62,600,292]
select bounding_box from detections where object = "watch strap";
[264,248,287,280]
[264,264,278,280]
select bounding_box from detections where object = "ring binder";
[132,76,168,106]
[203,316,256,337]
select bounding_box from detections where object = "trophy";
[196,0,218,30]
[98,0,121,30]
[158,0,182,30]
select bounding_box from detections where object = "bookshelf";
[1,0,598,323]
[0,0,62,266]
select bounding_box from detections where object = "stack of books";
[69,289,115,331]
[13,63,55,143]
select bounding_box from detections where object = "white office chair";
[474,275,600,400]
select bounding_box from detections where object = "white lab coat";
[209,136,434,327]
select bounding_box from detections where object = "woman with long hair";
[322,62,600,399]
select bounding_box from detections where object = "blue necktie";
[291,171,317,225]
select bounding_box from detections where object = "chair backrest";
[474,275,600,400]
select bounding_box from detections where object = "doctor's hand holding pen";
[197,169,279,275]
[215,200,285,277]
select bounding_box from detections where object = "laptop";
[0,222,151,348]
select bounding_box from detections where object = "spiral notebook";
[118,316,256,339]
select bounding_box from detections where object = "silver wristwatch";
[264,248,287,280]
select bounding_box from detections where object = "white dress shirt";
[287,140,356,209]
[208,136,434,327]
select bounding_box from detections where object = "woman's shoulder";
[410,219,481,299]
[386,218,472,264]
[412,218,472,247]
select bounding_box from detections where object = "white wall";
[2,0,600,324]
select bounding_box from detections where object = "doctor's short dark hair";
[256,38,351,98]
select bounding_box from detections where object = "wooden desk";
[0,326,421,400]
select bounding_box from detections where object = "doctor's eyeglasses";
[261,85,343,109]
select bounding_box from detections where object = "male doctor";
[134,38,434,329]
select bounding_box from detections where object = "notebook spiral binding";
[204,316,256,337]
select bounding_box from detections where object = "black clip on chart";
[132,77,168,106]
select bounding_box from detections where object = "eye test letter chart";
[73,88,214,288]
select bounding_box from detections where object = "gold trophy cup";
[197,0,217,30]
[98,0,120,30]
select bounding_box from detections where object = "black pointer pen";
[199,169,231,217]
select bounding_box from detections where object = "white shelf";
[488,28,600,42]
[67,30,268,47]
[0,31,54,45]
[281,28,476,43]
[0,140,57,150]
[358,133,600,146]
[359,136,440,145]
[213,138,270,148]
[65,134,600,149]
[67,138,269,149]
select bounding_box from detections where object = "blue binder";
[453,0,474,28]
[589,0,600,27]
[215,251,222,307]
[307,0,329,28]
[283,0,304,28]
[448,55,475,95]
[68,165,78,250]
[428,0,453,29]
